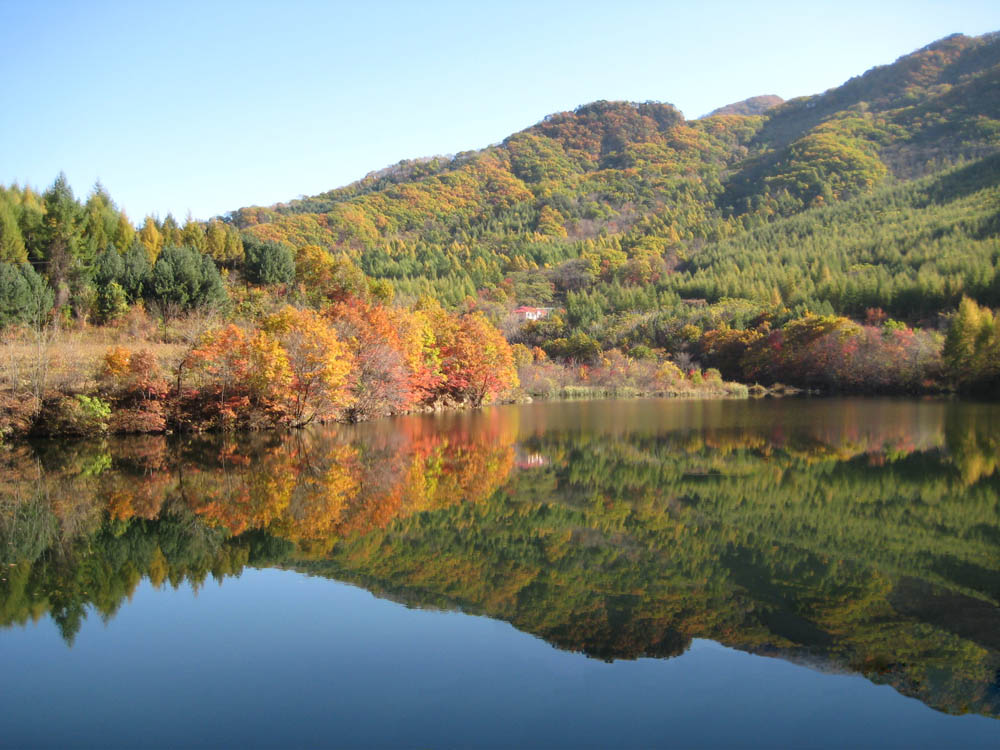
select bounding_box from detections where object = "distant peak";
[703,95,784,118]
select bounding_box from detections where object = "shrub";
[42,395,111,436]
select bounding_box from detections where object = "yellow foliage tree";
[138,216,163,263]
[264,306,354,424]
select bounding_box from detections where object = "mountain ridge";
[704,95,784,118]
[231,32,998,224]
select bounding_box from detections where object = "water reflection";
[2,398,999,718]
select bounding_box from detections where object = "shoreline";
[1,379,756,443]
[6,379,960,444]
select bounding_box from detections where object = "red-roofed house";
[513,306,552,321]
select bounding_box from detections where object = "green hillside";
[229,32,1000,320]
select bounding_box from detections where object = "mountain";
[705,94,783,118]
[227,32,1000,321]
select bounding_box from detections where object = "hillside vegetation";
[225,32,1000,392]
[231,32,1000,311]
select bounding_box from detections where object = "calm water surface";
[1,398,998,748]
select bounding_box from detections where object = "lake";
[1,397,998,748]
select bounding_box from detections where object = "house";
[513,306,553,322]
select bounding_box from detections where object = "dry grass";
[1,323,188,396]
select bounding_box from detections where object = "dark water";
[1,398,998,748]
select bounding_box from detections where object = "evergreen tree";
[97,281,129,322]
[149,245,226,311]
[0,198,27,263]
[39,172,84,295]
[120,242,153,300]
[0,262,55,327]
[94,245,125,288]
[244,236,295,285]
[138,216,164,263]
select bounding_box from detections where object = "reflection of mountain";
[2,400,999,718]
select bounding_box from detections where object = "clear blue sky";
[1,1,997,222]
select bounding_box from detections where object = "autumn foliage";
[87,296,518,434]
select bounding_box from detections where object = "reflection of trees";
[0,411,520,636]
[945,405,1000,485]
[1,401,999,716]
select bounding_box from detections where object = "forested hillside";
[222,32,1000,391]
[231,32,999,310]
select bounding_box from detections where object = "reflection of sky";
[1,569,996,749]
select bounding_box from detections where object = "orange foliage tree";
[331,300,415,421]
[182,324,293,426]
[431,308,519,406]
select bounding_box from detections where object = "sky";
[1,1,997,222]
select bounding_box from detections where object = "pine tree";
[181,214,206,252]
[0,261,54,327]
[0,198,27,263]
[161,214,183,248]
[40,172,84,295]
[138,216,164,263]
[113,212,135,252]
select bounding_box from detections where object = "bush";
[41,395,111,436]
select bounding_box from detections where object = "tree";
[97,281,129,322]
[0,197,27,263]
[331,301,412,421]
[181,214,206,253]
[160,214,183,248]
[205,220,243,265]
[81,183,119,261]
[294,245,368,304]
[0,262,54,327]
[94,246,125,288]
[439,311,519,406]
[390,305,443,401]
[263,306,354,424]
[120,242,153,300]
[943,296,998,391]
[244,236,295,286]
[182,324,292,425]
[112,211,136,252]
[149,246,226,313]
[138,216,163,264]
[39,173,84,298]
